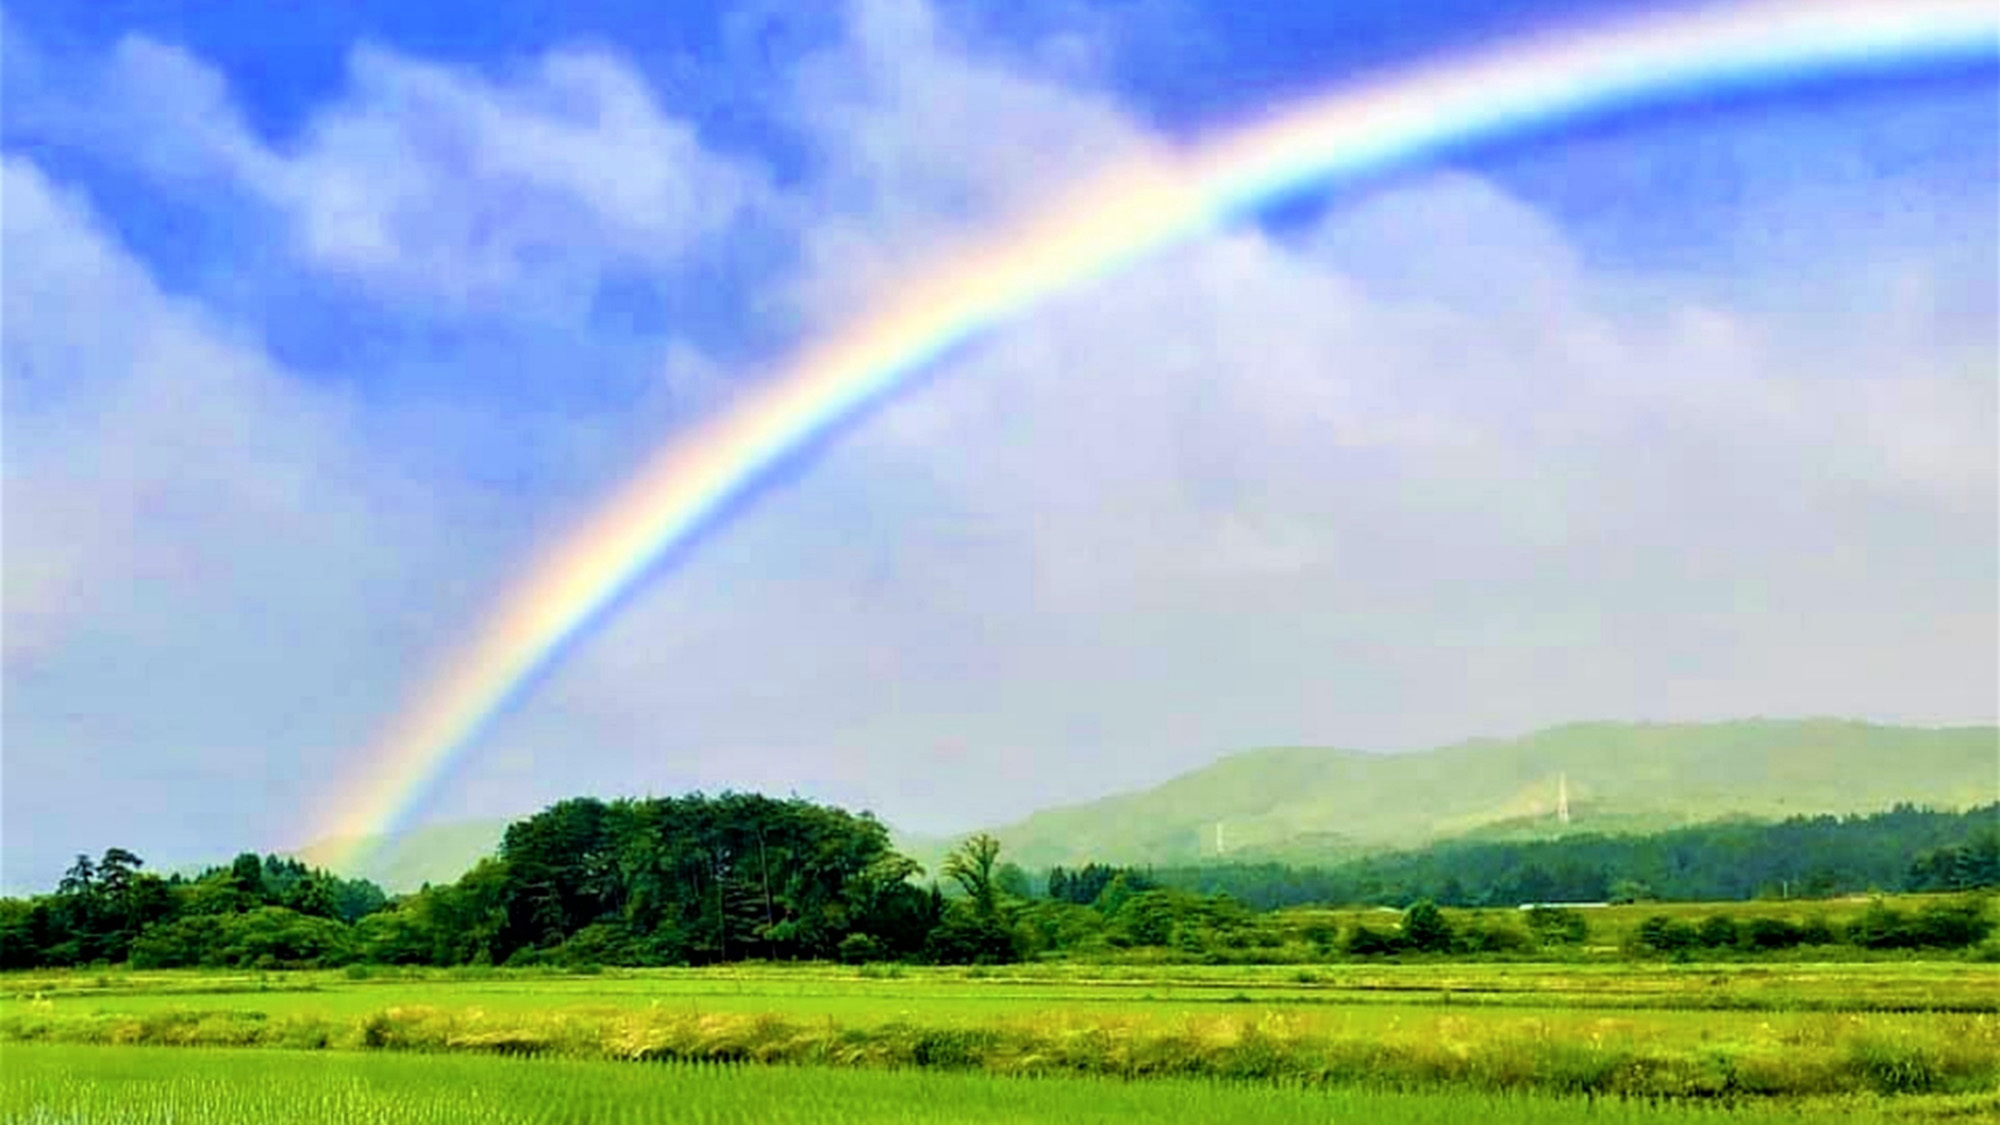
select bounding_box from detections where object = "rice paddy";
[4,958,1995,1120]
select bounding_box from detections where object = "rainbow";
[314,0,1997,868]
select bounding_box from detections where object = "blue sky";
[3,0,1995,891]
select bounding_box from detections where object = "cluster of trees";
[1334,903,1594,957]
[368,795,949,967]
[1336,896,1600,948]
[1150,805,2000,910]
[1046,864,1156,905]
[0,796,1010,971]
[1331,897,1996,960]
[4,795,1994,972]
[0,849,387,969]
[1628,899,1994,956]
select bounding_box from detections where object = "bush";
[838,933,884,965]
[555,923,648,967]
[1523,907,1588,946]
[923,907,1020,965]
[1456,917,1533,954]
[1742,917,1804,950]
[1695,914,1739,949]
[1342,923,1401,957]
[1908,898,1994,948]
[1633,915,1697,955]
[1846,901,1913,950]
[1400,901,1454,953]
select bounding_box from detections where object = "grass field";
[7,1043,1995,1124]
[4,959,1996,1107]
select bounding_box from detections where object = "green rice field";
[4,959,1996,1120]
[5,1043,1993,1124]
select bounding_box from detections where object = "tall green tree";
[942,833,1004,921]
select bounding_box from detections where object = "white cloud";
[2,0,1992,873]
[776,0,1160,322]
[495,163,1994,831]
[82,36,773,308]
[0,157,519,871]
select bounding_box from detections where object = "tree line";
[0,850,386,969]
[2,795,1994,971]
[1,794,985,970]
[1144,804,2000,910]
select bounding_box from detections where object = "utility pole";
[1557,772,1571,827]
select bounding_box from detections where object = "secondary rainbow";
[315,0,1998,868]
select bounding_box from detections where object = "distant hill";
[970,720,1999,870]
[294,818,511,893]
[303,720,1997,891]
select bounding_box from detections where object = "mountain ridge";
[956,718,1998,870]
[299,718,1998,890]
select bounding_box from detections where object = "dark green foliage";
[0,847,372,968]
[1847,901,1915,950]
[1907,826,2000,892]
[1400,900,1454,953]
[993,862,1033,900]
[1799,914,1838,946]
[1634,915,1698,954]
[1742,916,1805,950]
[1454,915,1533,954]
[922,903,1021,965]
[1908,897,1995,947]
[1343,921,1402,956]
[1523,906,1589,946]
[129,907,356,969]
[484,793,929,965]
[837,932,885,964]
[1012,899,1109,958]
[943,834,1006,923]
[1146,804,1999,910]
[1846,897,1998,950]
[1695,914,1739,948]
[1045,863,1154,906]
[5,798,1994,972]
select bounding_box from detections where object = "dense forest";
[2,796,1993,971]
[1149,805,2000,909]
[0,851,386,969]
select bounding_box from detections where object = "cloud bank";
[3,0,1992,886]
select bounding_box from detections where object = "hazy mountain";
[294,818,512,893]
[307,719,1996,890]
[961,720,1999,870]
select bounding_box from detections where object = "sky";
[3,0,1995,890]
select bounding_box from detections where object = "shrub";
[1342,923,1401,957]
[1456,917,1533,954]
[1846,901,1913,950]
[923,907,1020,965]
[1695,914,1739,949]
[1400,901,1454,953]
[1523,907,1588,946]
[555,923,647,967]
[1742,917,1804,950]
[1909,898,1995,948]
[1633,915,1696,955]
[837,933,884,965]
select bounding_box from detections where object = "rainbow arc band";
[316,0,1998,870]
